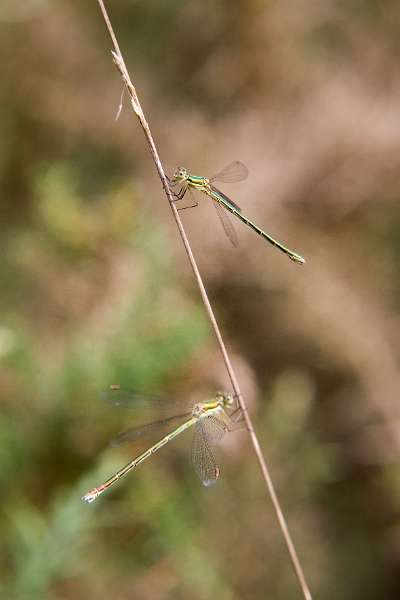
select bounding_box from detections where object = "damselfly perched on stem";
[169,161,305,264]
[82,387,238,504]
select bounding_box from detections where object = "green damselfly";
[82,388,236,503]
[169,161,305,264]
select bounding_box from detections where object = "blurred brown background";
[1,1,400,599]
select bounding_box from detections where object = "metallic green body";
[82,392,234,503]
[172,165,305,264]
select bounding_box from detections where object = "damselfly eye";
[216,390,232,406]
[173,167,187,180]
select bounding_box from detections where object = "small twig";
[95,2,312,599]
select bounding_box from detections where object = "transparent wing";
[191,415,227,487]
[202,413,229,443]
[213,201,239,247]
[101,386,185,413]
[209,161,248,184]
[210,184,242,212]
[109,412,191,447]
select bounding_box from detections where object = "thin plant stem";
[95,2,312,599]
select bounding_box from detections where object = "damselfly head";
[215,390,234,407]
[173,166,188,181]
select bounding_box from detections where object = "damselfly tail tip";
[82,489,99,504]
[290,253,306,265]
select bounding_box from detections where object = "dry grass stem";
[95,2,313,599]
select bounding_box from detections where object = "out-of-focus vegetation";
[1,1,400,598]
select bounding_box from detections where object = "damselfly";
[82,388,237,503]
[169,161,305,264]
